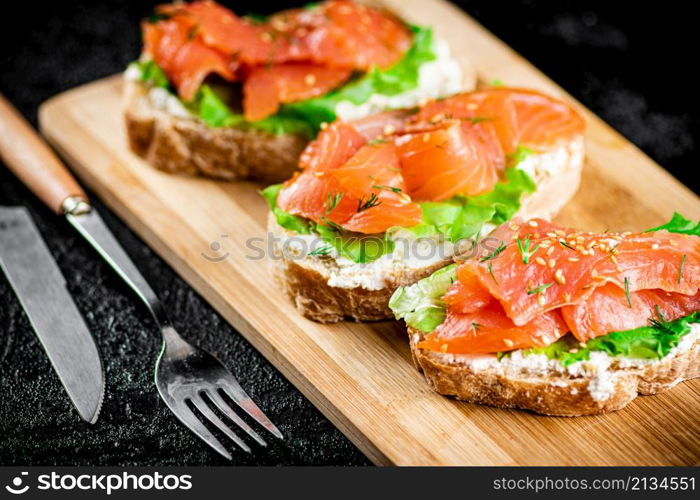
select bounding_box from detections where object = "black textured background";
[0,1,697,466]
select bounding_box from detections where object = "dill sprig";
[325,193,343,213]
[516,236,541,264]
[624,277,632,308]
[357,193,382,212]
[527,282,553,295]
[309,245,333,256]
[488,263,498,284]
[480,241,506,262]
[372,184,402,194]
[320,216,346,233]
[559,240,576,251]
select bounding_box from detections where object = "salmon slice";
[465,220,700,326]
[418,299,568,354]
[308,0,412,70]
[561,285,700,342]
[298,121,366,171]
[396,120,504,200]
[278,141,421,233]
[144,1,412,117]
[243,64,352,121]
[413,88,584,154]
[143,16,235,101]
[421,219,700,355]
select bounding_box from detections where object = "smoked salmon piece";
[418,299,568,354]
[243,65,352,121]
[277,141,422,234]
[560,285,700,342]
[463,220,699,326]
[413,88,585,154]
[421,219,700,355]
[143,16,235,101]
[143,1,412,118]
[397,120,504,200]
[298,121,366,171]
[278,87,586,234]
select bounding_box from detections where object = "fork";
[69,209,284,459]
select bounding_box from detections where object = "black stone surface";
[0,1,697,466]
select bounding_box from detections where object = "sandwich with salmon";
[124,0,470,182]
[390,214,700,415]
[263,87,585,322]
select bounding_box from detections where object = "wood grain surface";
[38,0,700,465]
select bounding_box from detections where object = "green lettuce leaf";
[261,184,312,235]
[130,60,170,89]
[517,312,700,366]
[646,212,700,236]
[389,264,457,332]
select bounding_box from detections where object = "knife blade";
[0,206,104,423]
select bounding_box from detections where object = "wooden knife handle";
[0,94,88,214]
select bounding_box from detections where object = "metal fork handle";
[66,210,173,331]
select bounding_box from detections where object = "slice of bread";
[408,324,700,416]
[123,79,308,183]
[270,137,585,323]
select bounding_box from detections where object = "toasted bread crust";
[268,214,450,322]
[408,327,700,416]
[123,80,307,183]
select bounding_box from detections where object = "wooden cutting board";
[38,0,700,465]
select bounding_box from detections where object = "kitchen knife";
[0,206,104,423]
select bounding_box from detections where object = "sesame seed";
[548,259,556,268]
[383,124,396,135]
[576,245,586,252]
[466,102,478,110]
[670,240,679,246]
[652,243,660,250]
[440,344,448,353]
[546,246,555,256]
[535,257,546,266]
[563,292,572,302]
[591,269,599,278]
[547,232,557,238]
[568,348,579,354]
[304,73,317,86]
[556,230,566,237]
[554,269,566,284]
[528,220,539,227]
[610,255,618,264]
[422,133,431,143]
[503,339,514,347]
[320,122,329,130]
[568,257,579,262]
[537,295,546,306]
[509,223,520,231]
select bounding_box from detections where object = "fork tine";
[167,399,233,460]
[204,390,267,447]
[190,396,252,454]
[220,379,284,439]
